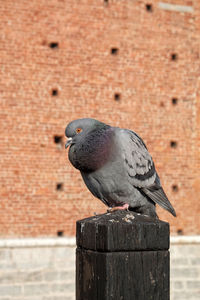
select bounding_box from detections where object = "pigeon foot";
[107,203,129,212]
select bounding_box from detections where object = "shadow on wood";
[76,211,169,300]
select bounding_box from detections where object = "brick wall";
[0,238,199,300]
[0,0,200,237]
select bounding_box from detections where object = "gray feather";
[141,185,176,217]
[117,129,156,187]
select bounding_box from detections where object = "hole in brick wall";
[172,184,178,192]
[49,42,59,49]
[160,101,164,107]
[54,135,63,144]
[114,93,121,101]
[57,231,64,237]
[56,183,63,191]
[111,48,119,55]
[177,229,183,235]
[171,53,178,61]
[146,4,153,12]
[170,141,177,148]
[51,89,58,96]
[172,98,178,105]
[104,0,109,3]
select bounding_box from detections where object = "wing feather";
[141,184,176,216]
[117,129,176,216]
[120,129,156,187]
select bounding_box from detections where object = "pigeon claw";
[107,203,129,213]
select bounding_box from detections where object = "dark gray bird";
[65,118,176,218]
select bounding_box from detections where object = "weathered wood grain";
[76,211,169,300]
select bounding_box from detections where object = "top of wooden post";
[76,210,169,252]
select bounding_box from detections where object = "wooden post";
[76,210,169,300]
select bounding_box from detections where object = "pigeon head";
[65,118,113,172]
[65,118,105,148]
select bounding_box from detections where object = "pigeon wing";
[118,129,176,216]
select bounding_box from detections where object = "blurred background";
[0,0,199,299]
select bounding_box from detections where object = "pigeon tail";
[141,185,176,217]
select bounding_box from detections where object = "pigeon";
[65,118,176,218]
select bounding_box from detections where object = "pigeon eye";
[76,128,82,134]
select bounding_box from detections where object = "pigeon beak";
[65,137,73,149]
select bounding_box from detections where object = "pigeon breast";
[68,125,114,172]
